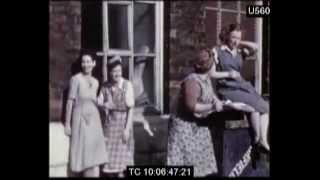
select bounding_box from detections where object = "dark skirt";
[218,85,269,113]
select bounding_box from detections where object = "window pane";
[221,1,238,10]
[241,0,256,11]
[133,57,155,107]
[240,14,255,42]
[134,3,155,53]
[108,4,129,50]
[107,56,129,80]
[205,10,218,46]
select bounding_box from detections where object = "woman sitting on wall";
[209,23,270,153]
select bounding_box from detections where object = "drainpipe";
[254,0,263,94]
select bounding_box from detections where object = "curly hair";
[194,47,213,74]
[197,46,213,58]
[219,23,242,44]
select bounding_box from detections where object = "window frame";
[101,0,164,113]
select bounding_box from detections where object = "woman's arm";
[193,103,214,114]
[64,77,78,136]
[98,88,117,110]
[209,63,232,79]
[194,97,223,114]
[184,79,215,114]
[209,48,232,79]
[64,100,73,136]
[97,91,104,106]
[210,46,243,80]
[238,40,258,57]
[209,63,240,80]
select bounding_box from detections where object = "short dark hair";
[79,49,96,60]
[219,23,242,43]
[107,60,122,72]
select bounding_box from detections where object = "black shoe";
[258,144,270,155]
[251,144,261,169]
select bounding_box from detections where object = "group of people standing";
[64,55,152,177]
[63,23,270,177]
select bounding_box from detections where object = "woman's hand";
[64,124,71,136]
[229,70,241,80]
[214,100,223,112]
[122,128,130,143]
[97,94,104,106]
[238,41,258,56]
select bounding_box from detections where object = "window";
[101,1,164,113]
[205,0,268,95]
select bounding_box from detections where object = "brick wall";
[49,1,81,122]
[169,1,207,112]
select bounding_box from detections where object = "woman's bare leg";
[83,166,99,177]
[259,113,270,151]
[250,112,260,144]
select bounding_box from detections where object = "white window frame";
[101,0,164,113]
[204,1,263,94]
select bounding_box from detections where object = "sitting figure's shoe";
[250,144,261,169]
[258,143,270,155]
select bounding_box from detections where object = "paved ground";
[49,122,69,177]
[49,117,269,177]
